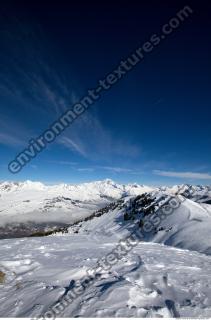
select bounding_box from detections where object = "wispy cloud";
[46,160,77,166]
[0,115,31,148]
[76,165,143,175]
[59,113,141,162]
[0,12,141,164]
[0,14,76,117]
[0,60,75,117]
[0,12,79,154]
[30,164,37,169]
[99,166,134,173]
[59,137,88,158]
[0,132,23,147]
[77,168,94,172]
[153,170,211,180]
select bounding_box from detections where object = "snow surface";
[1,236,211,317]
[0,180,211,317]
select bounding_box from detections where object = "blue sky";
[0,1,211,185]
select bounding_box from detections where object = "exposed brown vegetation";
[0,271,6,284]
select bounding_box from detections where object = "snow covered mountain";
[0,179,211,238]
[1,180,211,317]
[0,179,153,230]
[0,179,152,196]
[1,179,210,224]
[166,184,211,204]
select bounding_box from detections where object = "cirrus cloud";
[153,170,211,180]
